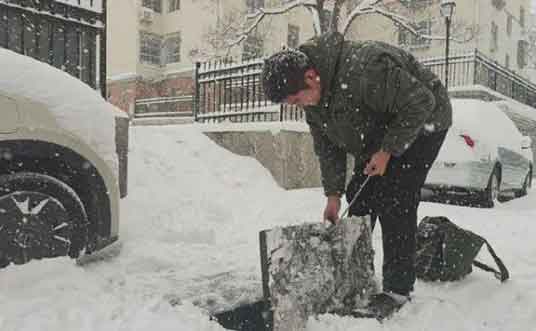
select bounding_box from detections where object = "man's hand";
[324,195,341,224]
[364,150,391,176]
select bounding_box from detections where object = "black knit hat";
[262,49,313,103]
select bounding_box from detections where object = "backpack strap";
[472,240,509,282]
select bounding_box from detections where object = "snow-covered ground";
[1,124,536,331]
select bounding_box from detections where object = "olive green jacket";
[300,32,452,196]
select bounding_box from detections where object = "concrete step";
[132,116,194,126]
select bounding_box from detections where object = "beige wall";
[346,12,398,43]
[161,0,223,73]
[107,0,138,78]
[259,4,317,58]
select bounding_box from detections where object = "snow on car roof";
[450,84,536,122]
[451,98,523,144]
[0,48,124,168]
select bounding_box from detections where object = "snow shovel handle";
[340,175,372,219]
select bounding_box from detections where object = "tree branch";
[307,6,322,35]
[373,7,471,43]
[343,3,473,44]
[329,0,346,33]
[342,0,384,35]
[227,0,318,48]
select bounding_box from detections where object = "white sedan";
[423,98,533,207]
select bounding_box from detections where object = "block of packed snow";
[259,216,376,331]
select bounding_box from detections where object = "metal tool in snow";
[340,175,372,219]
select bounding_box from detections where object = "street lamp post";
[440,0,456,91]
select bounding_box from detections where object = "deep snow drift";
[1,123,535,331]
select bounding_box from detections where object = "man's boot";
[350,291,410,321]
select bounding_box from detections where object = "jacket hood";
[299,32,345,107]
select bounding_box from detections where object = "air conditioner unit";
[139,7,154,23]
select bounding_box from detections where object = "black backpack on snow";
[415,216,509,283]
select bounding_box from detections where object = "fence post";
[193,62,201,122]
[473,49,478,85]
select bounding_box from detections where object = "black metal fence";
[421,49,536,107]
[194,49,536,123]
[194,58,304,123]
[0,0,106,96]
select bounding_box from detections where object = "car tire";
[0,172,88,267]
[520,169,532,197]
[482,165,501,208]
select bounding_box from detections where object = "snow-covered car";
[423,98,533,207]
[0,49,128,267]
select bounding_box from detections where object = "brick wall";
[107,71,195,116]
[107,79,138,116]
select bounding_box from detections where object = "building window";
[246,0,264,14]
[168,0,180,12]
[490,21,498,53]
[398,20,431,48]
[164,32,181,64]
[520,6,525,27]
[507,14,512,36]
[505,54,510,68]
[142,0,162,13]
[287,24,300,49]
[400,0,433,9]
[140,31,162,65]
[517,40,528,68]
[243,31,263,61]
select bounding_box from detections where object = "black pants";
[346,130,447,296]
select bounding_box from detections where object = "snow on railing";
[54,0,103,13]
[0,0,104,28]
[198,57,264,75]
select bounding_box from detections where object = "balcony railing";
[420,49,536,106]
[193,49,536,123]
[194,58,304,123]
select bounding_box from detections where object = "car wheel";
[0,172,88,267]
[520,169,532,197]
[482,166,501,208]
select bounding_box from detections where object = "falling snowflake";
[341,83,348,90]
[424,123,436,132]
[2,151,13,161]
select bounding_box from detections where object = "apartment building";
[346,0,531,77]
[107,0,318,116]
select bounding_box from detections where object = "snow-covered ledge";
[202,122,356,190]
[202,122,325,190]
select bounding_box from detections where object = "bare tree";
[198,0,475,59]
